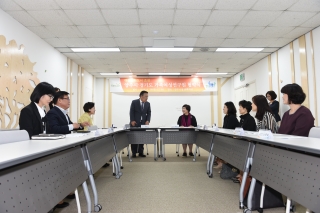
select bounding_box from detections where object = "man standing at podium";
[130,90,151,157]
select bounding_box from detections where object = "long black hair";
[252,95,272,121]
[224,102,237,115]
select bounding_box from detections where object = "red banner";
[110,78,217,92]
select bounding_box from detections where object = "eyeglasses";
[47,94,54,100]
[61,98,70,101]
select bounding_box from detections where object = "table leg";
[246,177,257,212]
[154,141,158,161]
[208,154,215,178]
[82,181,92,213]
[75,188,81,213]
[193,146,197,162]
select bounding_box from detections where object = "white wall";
[111,92,212,127]
[0,8,67,90]
[293,39,301,85]
[271,52,279,96]
[277,45,292,116]
[213,91,218,125]
[227,26,320,124]
[233,58,268,96]
[221,77,234,122]
[83,71,93,104]
[70,61,78,121]
[305,32,316,120]
[94,78,105,128]
[313,27,320,125]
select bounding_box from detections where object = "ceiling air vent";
[200,48,209,52]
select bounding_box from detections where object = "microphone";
[42,117,47,134]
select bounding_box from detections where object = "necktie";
[141,102,144,111]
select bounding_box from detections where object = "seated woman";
[266,90,281,124]
[233,100,257,183]
[214,102,240,170]
[19,82,56,138]
[78,102,110,167]
[238,100,257,131]
[252,95,278,133]
[177,104,197,157]
[19,83,72,209]
[78,102,95,131]
[223,101,240,129]
[278,83,314,136]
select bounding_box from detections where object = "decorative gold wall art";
[0,35,40,129]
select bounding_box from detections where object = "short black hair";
[53,91,69,104]
[266,91,277,100]
[139,90,148,97]
[182,104,191,112]
[252,95,272,121]
[54,87,60,92]
[239,100,252,113]
[281,83,306,104]
[83,102,95,112]
[30,82,55,103]
[224,102,237,115]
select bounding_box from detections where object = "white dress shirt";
[34,102,45,118]
[55,106,73,131]
[140,99,144,121]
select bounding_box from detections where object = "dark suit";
[19,102,46,139]
[46,106,75,134]
[129,99,151,155]
[269,100,281,122]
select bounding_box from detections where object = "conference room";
[1,0,320,212]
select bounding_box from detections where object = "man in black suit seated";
[130,90,151,157]
[46,91,89,134]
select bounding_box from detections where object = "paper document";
[32,134,66,140]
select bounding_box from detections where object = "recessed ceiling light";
[153,30,159,34]
[216,48,263,52]
[145,48,193,52]
[148,73,180,75]
[71,48,120,52]
[196,73,228,75]
[100,73,132,76]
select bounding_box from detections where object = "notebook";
[31,134,66,140]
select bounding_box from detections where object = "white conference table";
[1,127,320,213]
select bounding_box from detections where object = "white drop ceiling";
[1,0,320,77]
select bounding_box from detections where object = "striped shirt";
[256,112,278,133]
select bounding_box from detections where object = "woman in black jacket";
[215,101,240,170]
[266,90,281,123]
[19,82,55,138]
[19,82,73,209]
[238,100,256,131]
[223,102,239,129]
